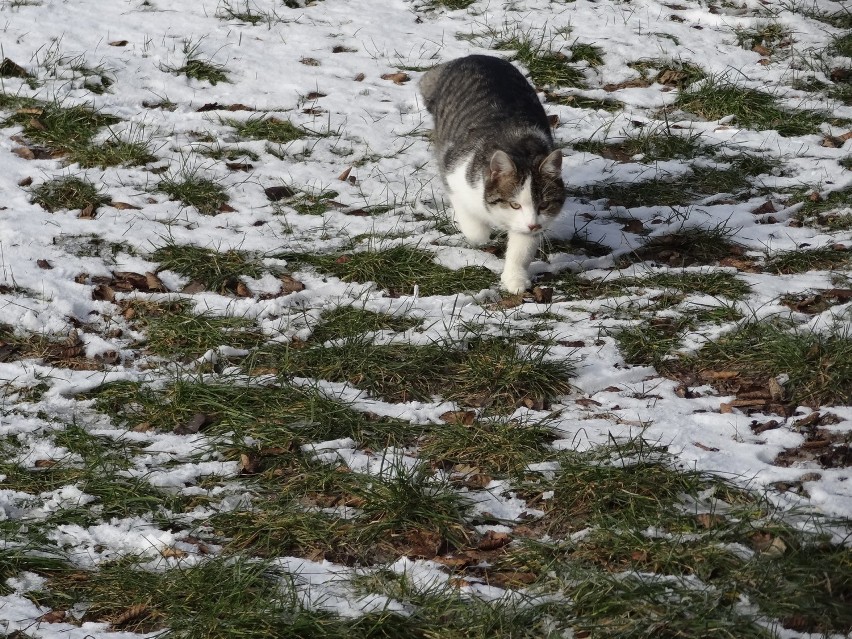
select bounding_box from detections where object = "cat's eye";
[509,202,521,209]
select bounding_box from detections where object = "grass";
[31,556,344,637]
[765,246,852,274]
[71,137,156,168]
[29,175,110,212]
[163,47,229,85]
[630,225,745,267]
[674,76,829,137]
[734,21,791,54]
[157,170,229,215]
[494,32,587,89]
[150,243,266,293]
[574,126,703,162]
[2,100,120,153]
[283,244,496,296]
[253,334,574,409]
[124,300,268,360]
[628,58,706,89]
[88,378,416,450]
[577,156,777,207]
[792,187,852,230]
[310,305,421,343]
[683,319,852,407]
[427,0,476,8]
[226,115,309,143]
[420,416,555,476]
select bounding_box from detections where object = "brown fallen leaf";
[693,442,720,452]
[37,259,52,269]
[354,72,365,81]
[239,452,261,475]
[338,166,352,181]
[12,147,35,160]
[440,410,476,425]
[181,280,206,294]
[79,203,96,219]
[381,72,410,85]
[279,274,305,294]
[109,201,142,210]
[37,610,66,623]
[110,604,150,629]
[0,57,30,78]
[235,281,252,297]
[478,530,511,551]
[264,185,296,201]
[34,459,57,468]
[18,176,33,187]
[144,272,168,292]
[532,286,553,303]
[547,114,559,128]
[226,162,253,172]
[752,44,771,56]
[108,40,129,47]
[218,202,237,213]
[174,413,211,435]
[92,284,116,302]
[300,57,321,66]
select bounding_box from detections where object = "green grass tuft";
[226,115,308,143]
[157,171,229,215]
[495,33,587,89]
[686,320,852,406]
[29,175,109,212]
[284,244,496,296]
[151,243,266,293]
[71,138,156,168]
[765,246,852,274]
[256,334,574,409]
[674,77,828,137]
[310,306,421,343]
[3,100,120,152]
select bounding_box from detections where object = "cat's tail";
[418,63,446,112]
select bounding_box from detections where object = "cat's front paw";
[501,272,532,295]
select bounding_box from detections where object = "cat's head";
[483,149,565,234]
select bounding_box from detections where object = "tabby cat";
[420,54,566,293]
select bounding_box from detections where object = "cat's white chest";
[444,154,488,221]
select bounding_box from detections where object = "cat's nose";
[528,224,542,232]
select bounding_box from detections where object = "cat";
[419,54,566,294]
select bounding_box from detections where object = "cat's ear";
[490,151,516,181]
[539,149,563,178]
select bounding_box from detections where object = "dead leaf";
[218,202,236,213]
[34,459,57,468]
[440,410,476,425]
[300,57,321,66]
[264,185,296,201]
[498,294,524,308]
[532,286,553,303]
[110,201,142,210]
[235,281,252,297]
[12,147,35,160]
[354,72,365,81]
[338,166,352,181]
[239,452,261,475]
[381,72,410,85]
[92,284,116,302]
[144,272,168,292]
[226,162,253,172]
[693,442,720,452]
[0,57,30,78]
[17,176,33,187]
[751,419,780,434]
[108,40,129,47]
[181,280,206,294]
[752,44,771,56]
[478,530,511,551]
[547,114,559,128]
[695,513,726,529]
[37,259,52,269]
[174,413,211,435]
[161,546,187,558]
[78,203,96,219]
[110,604,150,629]
[37,610,66,623]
